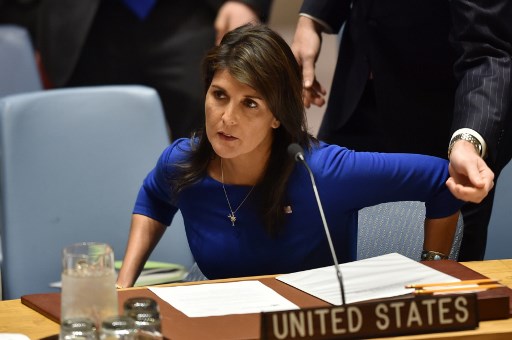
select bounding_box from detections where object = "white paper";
[0,335,30,340]
[277,253,460,305]
[149,280,299,317]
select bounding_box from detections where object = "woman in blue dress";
[116,24,463,287]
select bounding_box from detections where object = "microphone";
[287,143,346,305]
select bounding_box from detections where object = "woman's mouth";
[219,132,237,141]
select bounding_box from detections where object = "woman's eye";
[213,90,226,99]
[244,99,257,109]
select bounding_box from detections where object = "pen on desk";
[405,278,499,289]
[413,283,503,295]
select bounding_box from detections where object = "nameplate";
[261,294,479,339]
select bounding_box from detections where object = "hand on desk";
[446,140,495,203]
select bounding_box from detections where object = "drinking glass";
[61,242,119,329]
[123,297,162,337]
[60,317,97,340]
[99,315,136,340]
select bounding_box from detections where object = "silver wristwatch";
[448,132,483,159]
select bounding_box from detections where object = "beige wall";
[268,0,303,27]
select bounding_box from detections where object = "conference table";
[1,259,511,339]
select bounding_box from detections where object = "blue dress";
[134,139,462,279]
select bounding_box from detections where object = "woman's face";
[205,69,280,161]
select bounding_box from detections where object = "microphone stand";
[289,144,346,305]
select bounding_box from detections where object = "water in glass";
[61,242,119,329]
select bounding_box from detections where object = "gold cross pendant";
[228,213,236,226]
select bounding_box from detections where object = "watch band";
[421,250,448,261]
[448,132,483,159]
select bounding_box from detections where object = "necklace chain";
[221,159,255,226]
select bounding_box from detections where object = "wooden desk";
[0,298,59,338]
[384,260,512,340]
[1,260,512,340]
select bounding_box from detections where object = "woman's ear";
[271,119,281,129]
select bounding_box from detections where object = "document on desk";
[149,280,299,317]
[277,252,460,305]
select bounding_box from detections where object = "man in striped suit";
[444,0,511,260]
[292,0,511,260]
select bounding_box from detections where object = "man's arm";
[450,0,512,161]
[299,0,351,34]
[446,0,512,202]
[214,0,273,45]
[291,0,351,107]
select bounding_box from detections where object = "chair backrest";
[357,201,464,261]
[0,24,42,97]
[0,85,193,300]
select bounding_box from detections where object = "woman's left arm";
[423,212,460,259]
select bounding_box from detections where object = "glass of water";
[61,242,119,329]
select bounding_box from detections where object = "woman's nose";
[222,104,237,125]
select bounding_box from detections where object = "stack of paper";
[149,253,460,317]
[277,252,460,305]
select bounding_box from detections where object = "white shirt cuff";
[299,13,333,34]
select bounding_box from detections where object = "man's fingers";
[301,58,316,89]
[465,165,486,188]
[446,177,488,203]
[303,85,325,108]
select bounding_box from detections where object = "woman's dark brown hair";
[173,24,314,234]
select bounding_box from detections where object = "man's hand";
[446,140,495,203]
[214,1,259,45]
[291,16,327,108]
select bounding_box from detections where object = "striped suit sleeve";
[450,0,512,164]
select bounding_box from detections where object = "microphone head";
[287,143,304,162]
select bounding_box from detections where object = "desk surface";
[1,259,512,340]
